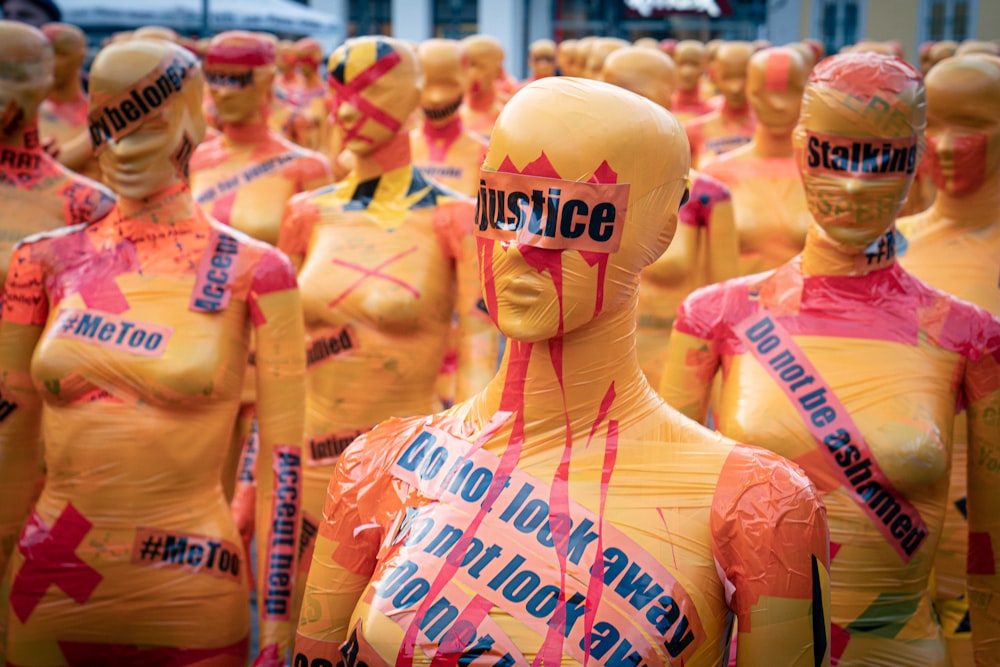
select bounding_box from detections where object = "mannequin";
[0,21,114,302]
[701,46,811,276]
[293,76,830,666]
[672,40,714,123]
[522,38,556,88]
[0,38,306,666]
[278,35,464,626]
[287,37,329,152]
[556,38,577,76]
[600,45,738,389]
[189,30,331,518]
[582,37,628,80]
[684,41,757,168]
[897,54,1000,667]
[410,38,495,407]
[37,23,100,181]
[661,52,1000,665]
[460,35,505,141]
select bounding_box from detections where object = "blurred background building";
[307,0,997,77]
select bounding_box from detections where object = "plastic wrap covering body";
[636,171,736,390]
[295,75,830,667]
[0,188,306,665]
[683,106,756,170]
[896,53,1000,666]
[0,131,115,302]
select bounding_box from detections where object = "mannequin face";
[795,56,924,249]
[42,24,86,89]
[328,36,419,155]
[747,47,807,135]
[205,32,275,125]
[528,40,556,79]
[464,37,502,96]
[0,21,52,136]
[712,43,753,109]
[478,78,688,341]
[924,57,1000,196]
[556,40,577,76]
[674,41,706,92]
[417,40,467,127]
[89,40,205,198]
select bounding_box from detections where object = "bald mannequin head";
[674,40,707,93]
[601,46,677,110]
[0,20,53,136]
[556,39,578,76]
[41,22,86,89]
[204,30,276,124]
[327,36,420,155]
[747,46,809,134]
[711,41,754,110]
[481,77,690,337]
[462,34,504,97]
[924,54,1000,196]
[295,36,323,72]
[956,40,1000,57]
[416,38,467,127]
[527,38,556,79]
[583,37,629,79]
[88,39,204,197]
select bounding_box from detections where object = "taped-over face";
[748,47,807,134]
[90,42,205,198]
[477,78,688,343]
[205,32,276,124]
[327,37,418,155]
[922,57,1000,196]
[0,22,53,136]
[794,53,925,249]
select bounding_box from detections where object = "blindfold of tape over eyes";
[474,170,631,253]
[88,51,199,152]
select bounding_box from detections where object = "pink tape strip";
[262,445,301,621]
[735,310,929,561]
[190,228,240,313]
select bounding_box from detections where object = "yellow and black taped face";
[327,36,419,153]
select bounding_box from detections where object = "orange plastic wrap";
[278,35,462,625]
[410,40,496,406]
[190,29,331,536]
[37,23,101,182]
[459,35,505,142]
[295,76,830,666]
[701,47,811,276]
[0,39,306,666]
[684,42,757,168]
[0,22,115,304]
[897,54,1000,666]
[661,52,1000,665]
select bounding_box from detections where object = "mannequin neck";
[222,118,270,144]
[116,181,195,223]
[0,124,41,150]
[48,75,85,104]
[423,114,463,141]
[720,99,749,117]
[930,174,1000,230]
[474,294,653,434]
[467,88,497,111]
[675,87,702,104]
[353,131,412,182]
[801,222,899,276]
[749,123,794,158]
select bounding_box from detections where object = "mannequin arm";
[704,196,739,284]
[250,251,307,665]
[659,328,719,423]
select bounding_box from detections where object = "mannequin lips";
[422,97,462,121]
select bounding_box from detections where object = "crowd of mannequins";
[0,16,997,667]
